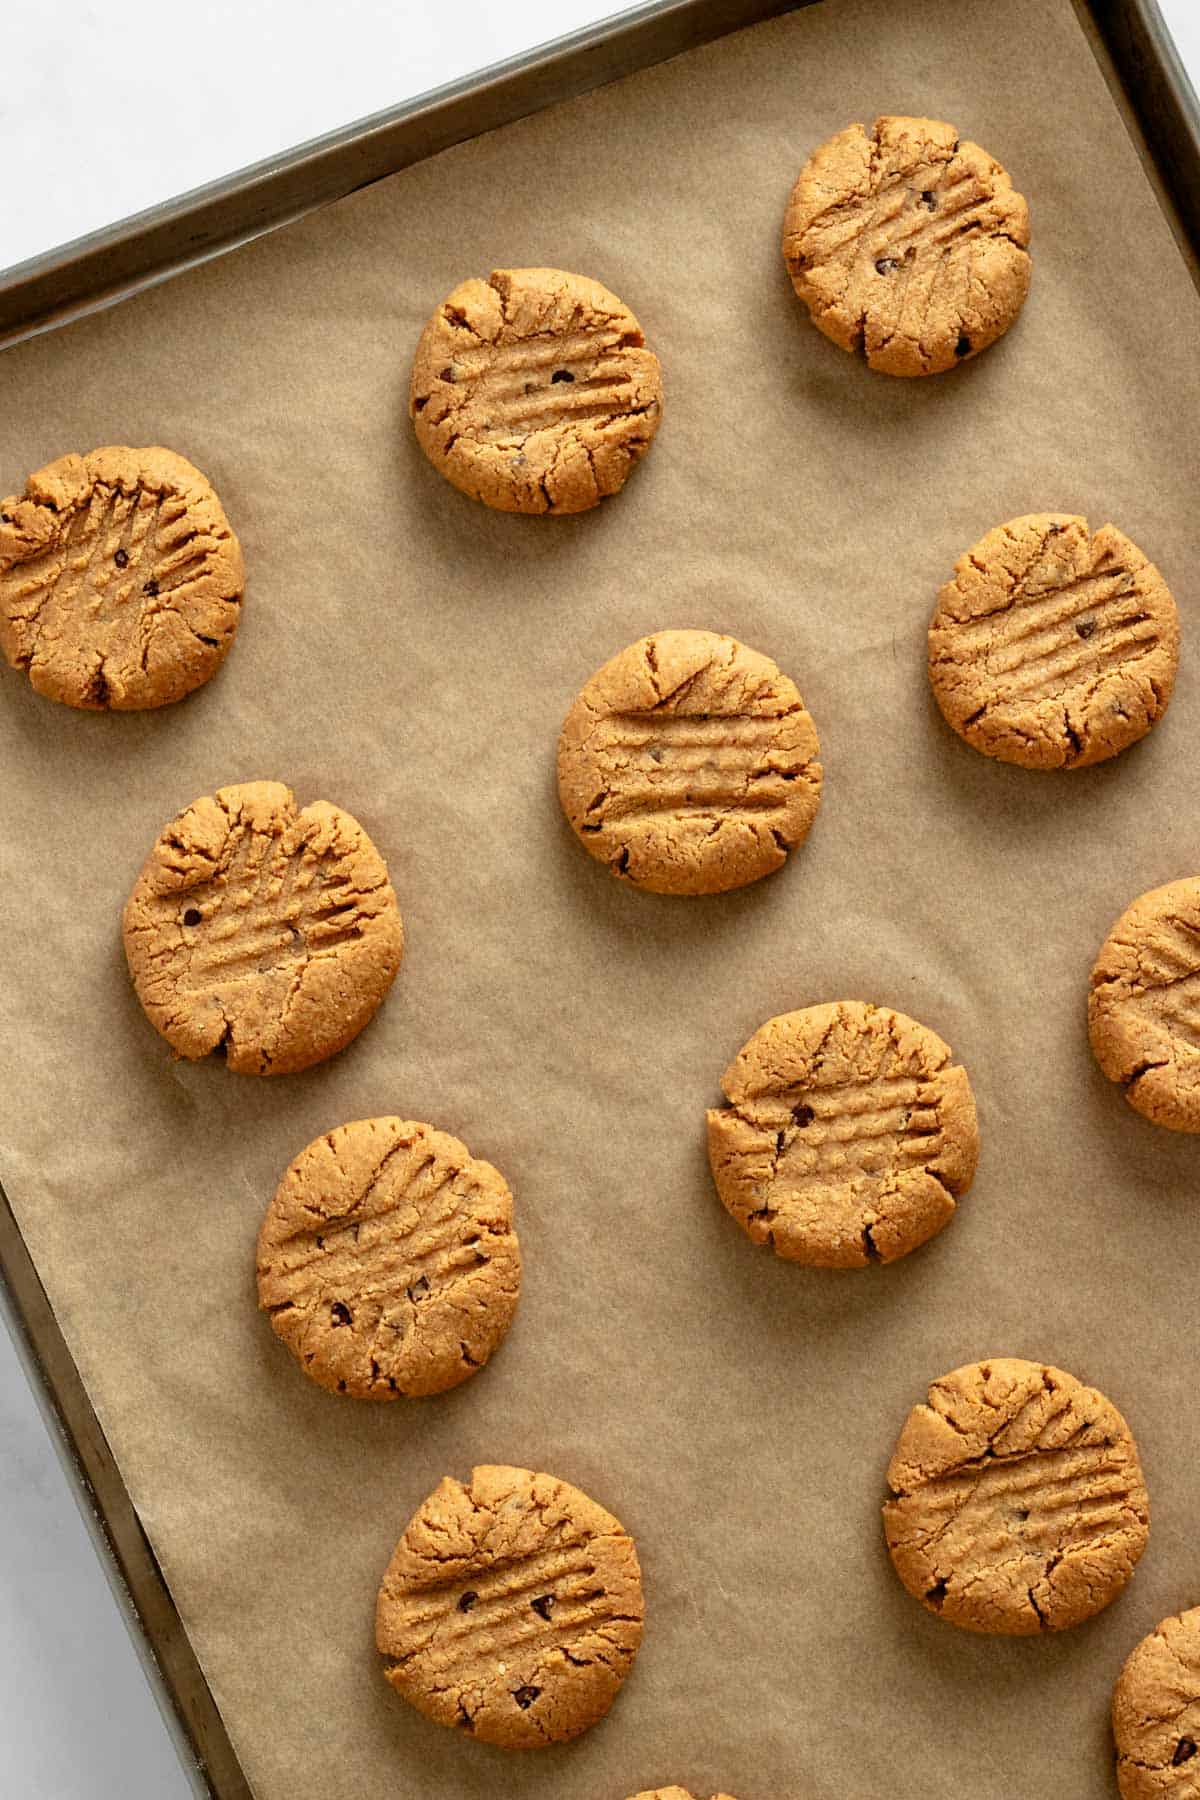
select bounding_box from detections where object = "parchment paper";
[3,1,1200,1794]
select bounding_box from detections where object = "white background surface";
[1163,0,1200,69]
[2,3,1199,1796]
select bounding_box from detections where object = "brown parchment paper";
[3,1,1200,1794]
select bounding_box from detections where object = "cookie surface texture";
[707,1001,977,1267]
[884,1358,1149,1634]
[0,445,243,709]
[782,114,1031,375]
[929,513,1179,768]
[557,628,822,895]
[376,1464,644,1748]
[257,1118,521,1398]
[627,1790,741,1799]
[1113,1605,1200,1798]
[122,780,403,1074]
[410,266,662,514]
[1089,878,1200,1131]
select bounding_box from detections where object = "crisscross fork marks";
[811,163,1003,360]
[291,1202,469,1299]
[1140,914,1200,980]
[885,1360,1148,1634]
[952,547,1157,703]
[282,1160,455,1272]
[1144,985,1200,1052]
[14,485,217,646]
[951,566,1135,652]
[561,629,822,893]
[999,619,1160,700]
[457,329,640,442]
[599,712,789,751]
[709,1001,976,1266]
[392,1546,614,1684]
[260,1119,512,1396]
[126,781,402,1076]
[905,1444,1140,1567]
[275,1170,491,1318]
[13,484,122,633]
[1134,915,1200,990]
[592,710,809,823]
[1123,915,1200,1049]
[176,821,368,992]
[885,176,994,259]
[391,1536,592,1611]
[822,170,989,278]
[930,511,1180,769]
[603,793,792,828]
[377,1464,643,1746]
[773,1071,942,1191]
[784,117,1031,377]
[947,524,1168,720]
[433,1598,617,1687]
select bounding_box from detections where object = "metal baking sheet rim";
[0,1,1198,1794]
[0,0,805,352]
[1,0,1197,349]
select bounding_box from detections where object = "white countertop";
[1164,0,1200,64]
[2,3,1199,1794]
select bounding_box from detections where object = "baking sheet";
[2,0,1199,1794]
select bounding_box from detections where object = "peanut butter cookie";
[884,1358,1149,1634]
[1113,1605,1200,1797]
[782,114,1031,376]
[0,446,243,708]
[376,1464,644,1748]
[707,1001,977,1267]
[558,629,822,895]
[410,266,662,514]
[1089,878,1200,1132]
[257,1118,520,1398]
[929,513,1179,769]
[123,780,402,1074]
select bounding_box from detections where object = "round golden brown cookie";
[410,266,662,514]
[884,1358,1150,1635]
[1113,1605,1200,1797]
[707,1001,977,1268]
[557,629,822,896]
[929,513,1179,769]
[0,446,243,709]
[782,114,1031,377]
[257,1118,521,1398]
[123,780,403,1075]
[1089,879,1200,1132]
[376,1464,644,1748]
